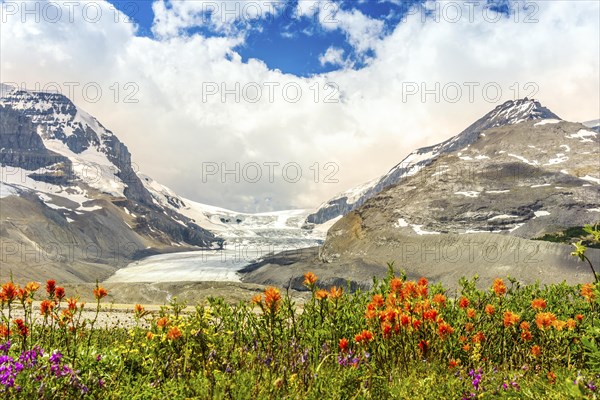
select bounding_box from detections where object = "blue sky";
[106,0,428,76]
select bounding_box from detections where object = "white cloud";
[1,0,598,212]
[319,7,385,54]
[319,46,346,67]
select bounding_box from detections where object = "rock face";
[307,99,562,225]
[245,100,600,290]
[1,88,223,283]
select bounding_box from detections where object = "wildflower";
[40,300,54,316]
[472,331,485,343]
[535,312,557,330]
[521,330,532,341]
[365,303,376,319]
[93,286,108,300]
[390,278,403,294]
[462,344,471,352]
[134,304,145,316]
[156,317,169,328]
[581,283,595,301]
[166,326,182,340]
[402,281,417,299]
[531,298,547,310]
[547,371,557,384]
[503,311,520,327]
[438,322,454,339]
[423,309,438,321]
[485,304,495,315]
[552,320,566,331]
[492,278,507,296]
[399,314,410,327]
[418,340,429,355]
[339,338,349,352]
[520,321,531,331]
[329,286,342,299]
[251,294,262,305]
[55,287,65,300]
[448,359,459,369]
[372,294,384,308]
[465,322,475,332]
[1,282,17,302]
[382,323,392,338]
[458,297,470,309]
[264,287,281,313]
[25,282,40,293]
[0,325,9,338]
[432,293,447,307]
[566,318,577,330]
[531,345,541,357]
[467,308,476,319]
[146,332,154,340]
[303,272,317,287]
[67,298,78,311]
[12,319,28,337]
[315,289,328,301]
[412,319,422,330]
[46,280,56,298]
[354,330,373,344]
[576,314,584,322]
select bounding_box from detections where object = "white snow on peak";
[534,119,561,126]
[455,191,480,198]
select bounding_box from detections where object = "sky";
[1,0,599,212]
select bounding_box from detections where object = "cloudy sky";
[1,0,598,212]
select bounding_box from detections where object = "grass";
[0,268,599,399]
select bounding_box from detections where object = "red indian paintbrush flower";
[339,338,349,352]
[1,282,17,302]
[55,287,65,300]
[535,312,557,330]
[46,280,56,297]
[531,298,547,310]
[303,272,317,287]
[13,319,28,337]
[458,297,470,309]
[492,278,507,296]
[166,326,182,340]
[503,311,520,327]
[432,294,446,307]
[40,300,54,316]
[485,304,495,315]
[93,286,108,300]
[531,345,541,357]
[264,287,281,312]
[581,283,596,301]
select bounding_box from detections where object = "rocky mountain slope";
[245,99,600,290]
[0,87,222,282]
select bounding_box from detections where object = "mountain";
[0,87,222,283]
[306,99,561,224]
[244,99,600,290]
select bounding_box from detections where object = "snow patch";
[581,175,600,184]
[534,210,550,217]
[455,191,480,198]
[411,225,440,235]
[534,119,561,126]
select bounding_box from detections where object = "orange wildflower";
[438,322,454,339]
[412,319,422,330]
[40,300,54,316]
[576,314,584,322]
[448,359,459,369]
[472,331,485,343]
[264,287,281,312]
[0,324,10,337]
[390,278,403,294]
[46,280,56,297]
[1,282,17,302]
[25,282,40,293]
[531,298,547,310]
[55,287,65,300]
[520,321,531,331]
[382,323,393,338]
[315,289,328,301]
[492,278,507,296]
[13,319,28,337]
[521,330,532,341]
[459,335,468,343]
[251,294,262,305]
[418,340,429,354]
[566,318,577,330]
[67,297,78,311]
[146,332,154,340]
[402,281,417,299]
[400,314,410,327]
[547,371,556,384]
[166,326,182,340]
[552,320,566,331]
[531,345,541,357]
[418,277,428,287]
[423,309,438,321]
[329,286,342,299]
[93,286,108,300]
[484,304,495,315]
[503,311,520,327]
[156,317,169,328]
[432,293,447,307]
[354,330,373,344]
[372,294,385,308]
[581,283,596,301]
[339,338,349,352]
[466,308,476,319]
[303,272,317,287]
[535,312,557,330]
[465,322,475,332]
[462,344,471,352]
[458,297,470,309]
